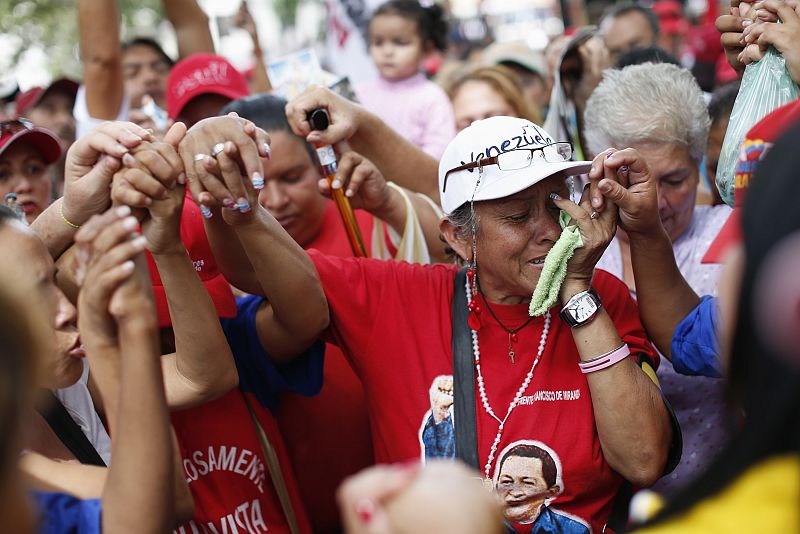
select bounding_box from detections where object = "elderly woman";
[0,118,61,223]
[584,62,732,496]
[446,65,542,131]
[187,111,676,532]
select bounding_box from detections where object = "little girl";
[356,0,456,158]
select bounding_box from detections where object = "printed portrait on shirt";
[419,375,456,461]
[494,441,589,534]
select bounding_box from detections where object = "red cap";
[0,119,62,165]
[166,54,250,120]
[146,192,237,328]
[653,0,689,36]
[15,78,79,117]
[703,100,800,263]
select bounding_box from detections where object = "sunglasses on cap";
[0,118,35,141]
[442,142,573,192]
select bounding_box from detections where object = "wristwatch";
[560,288,602,327]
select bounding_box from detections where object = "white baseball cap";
[438,116,592,214]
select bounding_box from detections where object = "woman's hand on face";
[75,205,148,354]
[592,147,663,237]
[285,86,363,146]
[551,164,619,288]
[739,0,800,83]
[318,148,391,213]
[177,114,270,211]
[63,121,152,227]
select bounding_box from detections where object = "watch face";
[570,295,598,322]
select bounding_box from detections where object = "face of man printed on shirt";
[495,443,560,524]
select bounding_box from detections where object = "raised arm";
[201,140,329,361]
[286,86,441,203]
[589,148,701,358]
[78,0,124,120]
[162,0,215,57]
[111,124,239,408]
[31,121,150,258]
[551,149,673,486]
[76,207,177,533]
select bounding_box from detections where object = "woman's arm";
[162,0,215,58]
[552,149,673,486]
[78,0,124,120]
[112,130,239,408]
[76,207,177,533]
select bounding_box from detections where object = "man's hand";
[285,86,365,146]
[740,0,800,85]
[429,376,454,424]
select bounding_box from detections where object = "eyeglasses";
[442,142,573,192]
[0,118,34,141]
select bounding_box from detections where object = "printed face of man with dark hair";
[496,448,560,524]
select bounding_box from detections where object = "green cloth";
[529,210,583,317]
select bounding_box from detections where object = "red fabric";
[172,389,312,534]
[146,195,237,328]
[276,201,377,531]
[307,251,657,533]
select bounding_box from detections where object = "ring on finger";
[211,142,226,158]
[193,153,210,162]
[590,211,600,220]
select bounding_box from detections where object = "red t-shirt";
[276,201,378,531]
[172,296,323,534]
[308,251,658,533]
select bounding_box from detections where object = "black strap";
[36,390,106,467]
[452,267,479,469]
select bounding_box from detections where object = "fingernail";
[345,189,354,198]
[591,197,602,208]
[177,172,186,185]
[132,235,147,248]
[116,205,131,217]
[550,192,561,201]
[200,205,213,219]
[223,198,235,209]
[620,165,629,173]
[606,150,614,159]
[742,19,752,27]
[252,172,264,190]
[120,260,135,272]
[600,182,612,193]
[122,153,137,166]
[236,198,251,213]
[122,216,138,230]
[355,499,375,524]
[332,179,342,190]
[263,143,271,159]
[115,144,128,154]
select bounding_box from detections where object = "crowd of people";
[1,0,798,532]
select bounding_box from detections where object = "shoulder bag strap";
[36,390,106,467]
[452,267,479,469]
[241,389,301,534]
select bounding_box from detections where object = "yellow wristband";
[59,202,81,229]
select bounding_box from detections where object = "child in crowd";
[356,0,455,159]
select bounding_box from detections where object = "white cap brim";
[445,160,592,213]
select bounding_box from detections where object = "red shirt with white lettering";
[308,251,658,533]
[172,296,323,534]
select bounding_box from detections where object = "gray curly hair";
[584,62,711,162]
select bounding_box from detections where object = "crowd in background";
[0,0,799,532]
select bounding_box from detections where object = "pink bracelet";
[579,344,630,374]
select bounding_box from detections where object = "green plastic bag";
[717,47,799,206]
